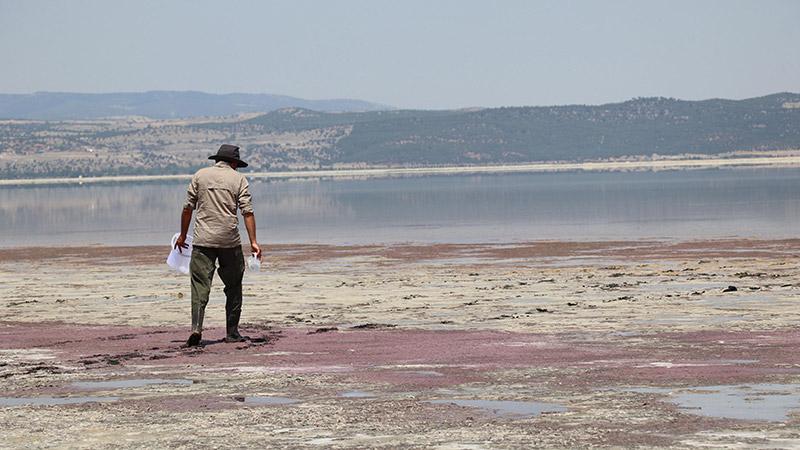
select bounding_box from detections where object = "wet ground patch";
[427,398,567,418]
[240,396,299,406]
[72,378,194,390]
[0,396,119,407]
[629,383,800,422]
[339,390,375,398]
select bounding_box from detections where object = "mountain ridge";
[1,92,799,178]
[0,90,391,120]
[217,92,800,167]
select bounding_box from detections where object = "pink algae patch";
[2,322,800,389]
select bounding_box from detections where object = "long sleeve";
[237,177,254,215]
[183,175,198,210]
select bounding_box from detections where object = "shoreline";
[2,238,799,264]
[2,155,800,186]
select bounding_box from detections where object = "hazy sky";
[0,0,798,109]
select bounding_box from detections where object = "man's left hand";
[251,242,262,260]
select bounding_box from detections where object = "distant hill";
[0,91,391,120]
[225,92,800,166]
[1,93,799,178]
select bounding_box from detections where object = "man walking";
[175,144,261,347]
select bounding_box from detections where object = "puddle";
[0,396,119,407]
[489,341,554,348]
[72,378,194,390]
[427,399,566,418]
[260,351,321,356]
[637,360,758,368]
[230,365,350,374]
[711,359,759,365]
[629,384,800,421]
[243,396,299,405]
[410,370,444,377]
[340,390,375,398]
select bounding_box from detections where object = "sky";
[0,0,798,109]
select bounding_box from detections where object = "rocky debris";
[0,362,68,379]
[103,333,137,341]
[350,323,397,330]
[239,323,275,331]
[722,286,738,293]
[491,314,520,320]
[7,300,38,307]
[336,280,367,288]
[285,314,309,323]
[308,327,338,334]
[243,332,282,345]
[734,271,767,278]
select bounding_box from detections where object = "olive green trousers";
[190,245,245,336]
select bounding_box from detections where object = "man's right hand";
[251,242,262,260]
[175,234,189,254]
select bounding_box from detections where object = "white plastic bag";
[247,254,261,272]
[166,233,193,274]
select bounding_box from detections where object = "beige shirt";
[184,161,254,248]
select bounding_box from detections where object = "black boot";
[185,332,202,347]
[225,307,244,343]
[224,332,247,343]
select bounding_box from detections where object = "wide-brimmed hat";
[208,144,248,168]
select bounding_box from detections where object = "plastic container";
[166,233,194,274]
[247,254,261,272]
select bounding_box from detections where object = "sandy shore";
[2,239,800,447]
[2,154,800,186]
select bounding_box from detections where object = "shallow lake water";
[2,168,799,247]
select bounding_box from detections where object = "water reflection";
[1,168,799,247]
